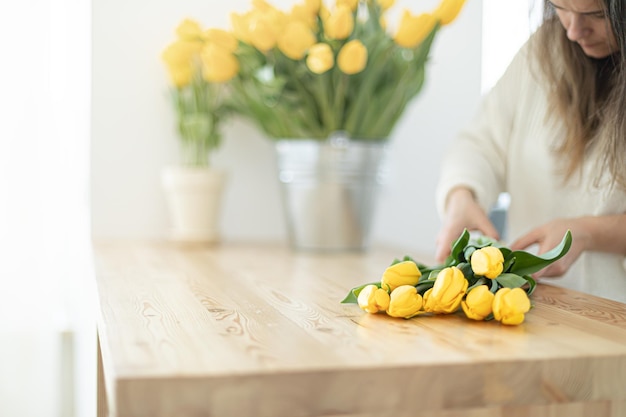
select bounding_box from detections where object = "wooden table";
[93,241,626,417]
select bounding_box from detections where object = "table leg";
[97,335,108,417]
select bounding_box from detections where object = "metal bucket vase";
[275,137,389,251]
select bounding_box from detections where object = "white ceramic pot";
[161,166,226,243]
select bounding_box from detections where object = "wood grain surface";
[93,241,626,417]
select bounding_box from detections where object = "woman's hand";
[510,214,626,278]
[510,219,588,278]
[435,187,500,263]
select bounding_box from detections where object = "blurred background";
[0,0,539,416]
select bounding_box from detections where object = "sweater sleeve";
[436,41,532,217]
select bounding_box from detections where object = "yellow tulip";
[461,285,495,321]
[164,66,193,88]
[377,0,396,11]
[306,43,335,74]
[336,0,359,11]
[337,39,367,75]
[203,29,238,53]
[423,267,468,314]
[380,261,421,292]
[161,40,202,87]
[492,288,531,325]
[231,7,286,51]
[231,12,253,44]
[200,44,239,82]
[471,246,505,279]
[175,18,204,41]
[324,5,354,40]
[394,11,437,49]
[291,4,318,29]
[357,284,390,313]
[432,0,466,26]
[248,15,278,52]
[161,40,201,67]
[252,0,277,14]
[386,285,423,319]
[278,21,316,60]
[319,4,331,21]
[303,0,322,14]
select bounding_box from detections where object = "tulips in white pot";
[160,19,239,243]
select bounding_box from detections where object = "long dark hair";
[532,0,626,189]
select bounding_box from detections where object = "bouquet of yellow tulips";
[342,229,573,325]
[161,20,240,166]
[161,0,466,158]
[227,0,467,140]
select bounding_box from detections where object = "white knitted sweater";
[436,40,626,303]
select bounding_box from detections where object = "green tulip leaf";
[467,277,488,293]
[463,246,476,262]
[490,278,499,293]
[483,313,495,321]
[445,229,470,265]
[468,235,499,248]
[341,281,379,304]
[524,275,537,296]
[495,273,528,289]
[457,262,473,279]
[427,269,441,281]
[507,230,572,276]
[416,280,435,294]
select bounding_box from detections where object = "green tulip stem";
[313,73,336,135]
[332,71,349,131]
[343,42,394,136]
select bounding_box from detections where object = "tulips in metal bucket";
[342,229,573,325]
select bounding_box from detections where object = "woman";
[435,0,626,302]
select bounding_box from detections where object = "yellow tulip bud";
[230,12,253,44]
[278,21,316,60]
[200,44,239,82]
[165,66,194,88]
[433,0,466,26]
[306,43,335,74]
[291,4,318,29]
[492,288,531,325]
[248,16,278,52]
[161,41,198,67]
[423,267,468,314]
[337,39,367,75]
[380,261,421,292]
[303,0,322,14]
[204,29,238,53]
[252,0,277,14]
[319,4,331,21]
[175,18,204,41]
[161,40,202,87]
[386,285,423,319]
[357,284,390,313]
[461,285,495,321]
[471,246,504,279]
[324,5,354,40]
[394,11,437,49]
[336,0,359,11]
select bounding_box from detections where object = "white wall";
[91,0,483,256]
[482,0,542,93]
